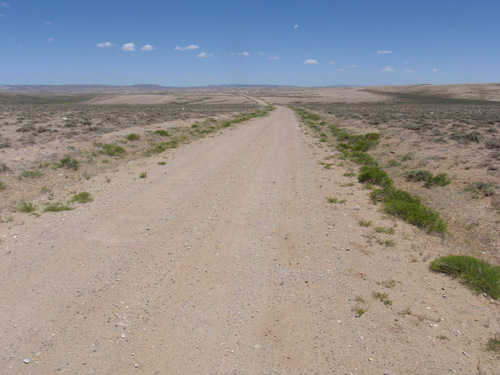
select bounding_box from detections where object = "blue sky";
[1,0,499,87]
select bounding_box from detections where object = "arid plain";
[0,84,499,374]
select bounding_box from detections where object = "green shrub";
[59,157,79,171]
[358,166,392,187]
[0,181,5,190]
[139,172,147,178]
[71,192,93,204]
[430,255,500,299]
[126,133,140,141]
[350,151,378,166]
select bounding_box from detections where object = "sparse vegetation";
[372,291,393,305]
[71,192,93,204]
[430,255,500,299]
[139,172,147,178]
[19,170,43,179]
[465,182,497,197]
[59,157,79,171]
[358,219,372,227]
[404,170,451,188]
[44,202,73,212]
[0,181,6,190]
[486,335,500,352]
[326,196,346,204]
[374,226,395,235]
[19,202,37,213]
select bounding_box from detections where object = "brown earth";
[0,85,499,374]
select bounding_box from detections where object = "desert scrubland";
[0,84,499,374]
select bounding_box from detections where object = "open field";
[0,84,499,374]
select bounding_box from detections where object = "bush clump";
[405,170,451,188]
[430,255,500,299]
[358,166,392,187]
[59,157,79,171]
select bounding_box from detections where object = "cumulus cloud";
[328,61,336,65]
[1,2,9,8]
[97,42,114,48]
[256,52,264,55]
[140,44,155,51]
[304,59,318,65]
[432,68,438,72]
[294,24,299,29]
[47,38,54,42]
[231,52,250,56]
[175,44,199,51]
[122,43,136,52]
[382,66,395,73]
[405,70,417,73]
[377,50,392,54]
[198,52,213,58]
[268,56,279,60]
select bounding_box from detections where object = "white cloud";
[432,68,438,72]
[46,21,52,25]
[175,44,199,51]
[257,52,264,55]
[1,2,9,8]
[328,61,336,65]
[382,66,395,73]
[304,59,318,65]
[198,52,213,58]
[231,52,250,56]
[97,42,114,48]
[294,24,299,29]
[140,44,155,51]
[405,70,417,73]
[377,50,392,54]
[47,38,54,42]
[268,56,279,60]
[121,43,136,52]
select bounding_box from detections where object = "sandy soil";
[1,102,498,374]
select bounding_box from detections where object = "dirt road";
[1,106,498,374]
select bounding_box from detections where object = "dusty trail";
[1,106,498,374]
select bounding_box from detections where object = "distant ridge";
[0,83,359,94]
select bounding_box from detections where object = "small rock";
[23,359,30,364]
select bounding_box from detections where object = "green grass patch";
[59,157,79,171]
[98,143,126,156]
[372,291,392,305]
[0,181,6,190]
[153,129,170,137]
[371,187,447,233]
[139,172,147,178]
[126,133,140,141]
[465,182,497,197]
[430,255,500,299]
[19,202,37,213]
[486,335,500,352]
[44,202,73,212]
[19,170,43,179]
[71,192,93,204]
[358,219,372,227]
